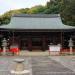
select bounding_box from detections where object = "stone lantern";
[2,38,7,55]
[68,38,73,54]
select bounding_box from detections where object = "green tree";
[45,0,62,14]
[0,9,21,25]
[18,8,30,14]
[27,5,46,14]
[60,0,75,26]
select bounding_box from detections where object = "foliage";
[0,9,21,25]
[45,0,62,14]
[18,8,30,14]
[0,15,10,25]
[27,5,46,14]
[60,0,75,26]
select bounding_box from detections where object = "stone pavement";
[19,51,49,56]
[50,56,75,72]
[31,56,75,75]
[0,56,75,75]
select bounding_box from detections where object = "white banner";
[49,45,60,51]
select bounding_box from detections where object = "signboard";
[49,45,60,51]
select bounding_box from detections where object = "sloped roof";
[0,14,75,30]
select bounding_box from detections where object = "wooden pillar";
[28,36,32,51]
[61,32,64,48]
[42,36,46,51]
[61,32,62,45]
[17,36,20,49]
[12,31,15,44]
[62,32,65,47]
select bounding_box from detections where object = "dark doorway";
[20,38,28,50]
[32,37,42,50]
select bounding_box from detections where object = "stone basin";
[14,59,24,63]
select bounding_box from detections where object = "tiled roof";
[0,14,75,30]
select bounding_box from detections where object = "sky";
[0,0,50,15]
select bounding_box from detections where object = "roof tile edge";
[12,14,60,18]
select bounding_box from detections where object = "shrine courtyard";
[0,55,75,75]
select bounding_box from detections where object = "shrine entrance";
[32,37,42,50]
[20,36,42,51]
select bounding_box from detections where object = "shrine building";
[0,14,75,51]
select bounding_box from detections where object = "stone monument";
[2,38,7,55]
[68,38,73,54]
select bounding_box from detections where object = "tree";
[45,0,62,14]
[27,5,46,14]
[60,0,75,26]
[18,8,30,14]
[0,9,21,25]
